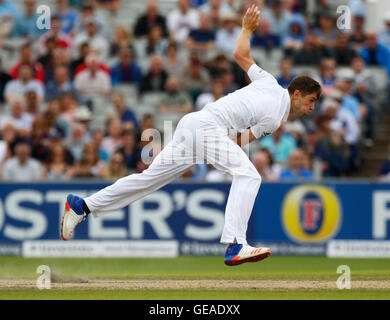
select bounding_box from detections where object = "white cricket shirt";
[203,64,291,139]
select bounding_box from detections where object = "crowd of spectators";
[0,0,390,183]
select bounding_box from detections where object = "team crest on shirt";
[261,131,272,137]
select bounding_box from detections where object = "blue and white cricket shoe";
[224,244,271,266]
[61,194,87,240]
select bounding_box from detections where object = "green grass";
[1,256,390,299]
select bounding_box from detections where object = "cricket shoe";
[61,194,87,240]
[224,244,271,266]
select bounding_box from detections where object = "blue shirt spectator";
[12,0,45,38]
[279,148,313,180]
[251,18,280,50]
[0,0,19,18]
[360,32,390,76]
[111,47,143,86]
[259,124,297,164]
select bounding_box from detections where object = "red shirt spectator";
[9,43,45,82]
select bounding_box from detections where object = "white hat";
[322,98,339,111]
[75,106,92,121]
[337,68,355,81]
[384,10,390,22]
[327,89,343,101]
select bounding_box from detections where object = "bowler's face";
[295,92,318,116]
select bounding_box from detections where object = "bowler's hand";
[242,4,260,33]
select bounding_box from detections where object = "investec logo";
[282,185,342,243]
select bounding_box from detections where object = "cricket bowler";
[61,5,322,266]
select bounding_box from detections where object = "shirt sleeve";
[247,63,277,84]
[250,119,280,139]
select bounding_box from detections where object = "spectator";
[319,58,337,95]
[314,129,349,177]
[0,0,19,37]
[110,47,142,86]
[215,11,241,54]
[279,148,313,180]
[102,151,127,180]
[70,42,90,77]
[44,97,68,139]
[65,122,89,161]
[282,16,306,55]
[167,0,199,43]
[58,92,79,127]
[73,48,110,78]
[251,18,280,50]
[185,12,216,54]
[91,128,109,162]
[5,65,45,103]
[28,117,51,163]
[55,0,79,35]
[117,129,140,171]
[12,0,45,38]
[259,123,297,165]
[292,33,325,66]
[37,38,63,81]
[139,54,168,94]
[80,142,106,177]
[101,118,123,157]
[378,11,390,52]
[349,12,367,51]
[75,2,106,37]
[351,55,377,108]
[159,76,193,115]
[0,95,33,137]
[378,143,390,181]
[263,0,292,39]
[68,157,96,178]
[45,65,79,101]
[312,12,338,50]
[110,25,133,57]
[73,17,109,62]
[24,90,40,117]
[163,42,185,78]
[351,56,377,144]
[133,0,167,38]
[9,43,45,83]
[360,31,390,76]
[199,0,232,29]
[38,15,73,56]
[0,57,11,103]
[1,142,43,181]
[322,98,360,172]
[334,71,365,123]
[45,142,72,180]
[252,148,279,181]
[73,53,112,96]
[330,33,357,66]
[276,58,297,88]
[110,92,139,130]
[195,78,225,110]
[145,26,168,56]
[180,53,211,101]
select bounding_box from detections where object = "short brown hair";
[288,76,322,100]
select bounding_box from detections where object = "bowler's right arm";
[233,5,260,73]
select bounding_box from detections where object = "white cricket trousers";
[84,110,262,245]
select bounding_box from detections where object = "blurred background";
[0,0,390,258]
